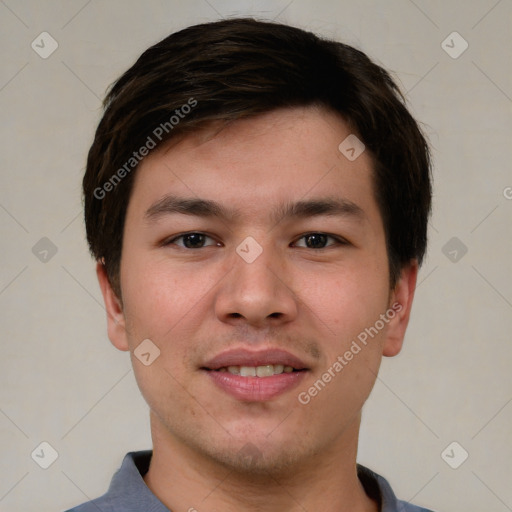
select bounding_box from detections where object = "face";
[98,106,416,475]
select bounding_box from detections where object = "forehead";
[126,106,380,226]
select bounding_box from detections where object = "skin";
[97,105,417,512]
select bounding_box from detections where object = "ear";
[96,262,130,352]
[382,260,418,357]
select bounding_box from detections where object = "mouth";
[210,364,302,377]
[201,348,309,401]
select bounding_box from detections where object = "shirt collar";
[105,450,168,510]
[105,451,408,512]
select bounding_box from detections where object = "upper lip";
[202,348,309,370]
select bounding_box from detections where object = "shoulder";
[395,499,438,512]
[357,464,438,512]
[61,450,155,512]
[62,497,112,512]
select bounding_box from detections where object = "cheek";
[294,261,389,342]
[119,257,219,390]
[120,261,200,415]
[121,258,203,338]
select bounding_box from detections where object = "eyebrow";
[144,194,365,224]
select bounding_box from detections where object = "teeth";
[256,365,274,377]
[240,366,256,377]
[220,364,293,377]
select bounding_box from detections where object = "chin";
[201,430,314,477]
[213,442,305,477]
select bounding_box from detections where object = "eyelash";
[163,232,348,249]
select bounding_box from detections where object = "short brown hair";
[83,17,432,299]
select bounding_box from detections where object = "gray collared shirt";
[64,451,436,512]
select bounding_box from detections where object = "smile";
[202,348,310,401]
[214,364,299,377]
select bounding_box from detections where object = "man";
[68,17,435,512]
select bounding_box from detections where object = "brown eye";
[166,232,218,249]
[304,233,328,248]
[294,233,342,249]
[182,233,207,248]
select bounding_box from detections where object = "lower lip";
[205,370,307,401]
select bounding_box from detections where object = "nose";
[214,241,298,328]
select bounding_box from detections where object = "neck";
[143,411,378,512]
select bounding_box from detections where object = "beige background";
[1,1,511,511]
